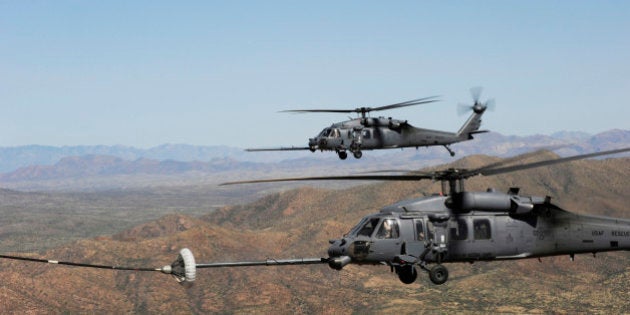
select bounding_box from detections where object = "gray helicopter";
[247,88,493,159]
[1,148,628,286]
[212,147,629,285]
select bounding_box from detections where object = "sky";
[1,1,629,148]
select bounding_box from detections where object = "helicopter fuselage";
[247,93,488,158]
[310,106,485,159]
[327,191,630,284]
[311,118,458,148]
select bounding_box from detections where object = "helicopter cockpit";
[346,216,399,239]
[327,214,405,269]
[315,127,341,139]
[310,127,346,154]
[317,128,330,138]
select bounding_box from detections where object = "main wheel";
[397,265,417,284]
[338,151,348,160]
[353,151,363,159]
[429,264,448,285]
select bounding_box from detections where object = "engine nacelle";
[509,196,535,215]
[449,192,535,215]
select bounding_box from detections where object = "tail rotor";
[458,87,495,115]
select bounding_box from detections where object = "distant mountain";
[0,144,250,173]
[551,130,591,142]
[0,155,261,182]
[0,130,628,190]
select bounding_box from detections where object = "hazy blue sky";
[1,1,628,148]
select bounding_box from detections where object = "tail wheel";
[428,264,448,285]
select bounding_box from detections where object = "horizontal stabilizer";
[469,130,489,135]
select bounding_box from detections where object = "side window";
[362,129,371,139]
[450,218,468,241]
[473,219,491,240]
[376,219,399,239]
[414,219,425,241]
[358,218,380,237]
[331,129,340,138]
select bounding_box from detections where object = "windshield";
[346,217,368,236]
[357,218,381,237]
[317,128,331,137]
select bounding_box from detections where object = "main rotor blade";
[370,96,440,112]
[478,147,630,177]
[280,109,356,114]
[220,174,434,186]
[226,147,630,186]
[358,169,435,176]
[464,145,570,177]
[280,96,439,115]
[359,146,569,178]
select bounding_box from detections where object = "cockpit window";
[357,218,381,237]
[318,128,331,137]
[376,219,399,239]
[347,217,367,236]
[330,128,340,138]
[415,219,425,241]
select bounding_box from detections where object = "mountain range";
[0,129,628,192]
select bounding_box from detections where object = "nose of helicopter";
[309,137,327,148]
[327,238,352,270]
[327,238,347,257]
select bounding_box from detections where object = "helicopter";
[2,147,626,285]
[212,146,630,285]
[247,88,494,159]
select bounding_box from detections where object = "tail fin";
[456,106,487,140]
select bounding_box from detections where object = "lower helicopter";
[1,147,627,285]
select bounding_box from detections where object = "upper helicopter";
[247,88,494,159]
[2,147,627,286]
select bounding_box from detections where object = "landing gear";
[338,151,348,160]
[444,145,456,157]
[428,264,449,285]
[353,151,363,159]
[396,265,417,284]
